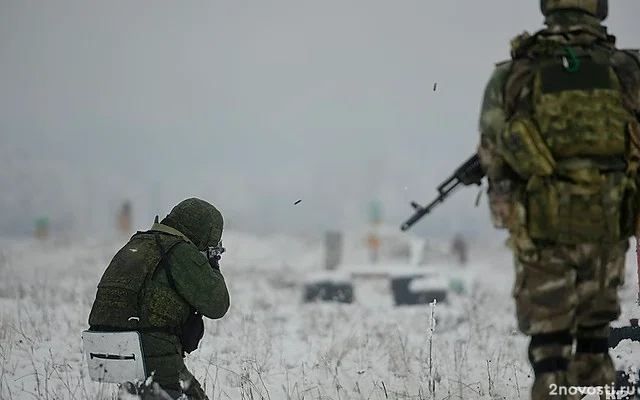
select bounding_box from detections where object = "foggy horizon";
[1,1,638,240]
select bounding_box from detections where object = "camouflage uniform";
[476,1,640,399]
[88,198,231,400]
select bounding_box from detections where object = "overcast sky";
[1,1,638,239]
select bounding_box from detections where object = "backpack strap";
[152,232,198,314]
[504,58,537,119]
[153,232,192,301]
[127,232,185,335]
[503,32,541,119]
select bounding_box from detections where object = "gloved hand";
[208,257,220,270]
[455,155,485,186]
[458,168,484,186]
[202,243,225,270]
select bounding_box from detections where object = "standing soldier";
[88,198,230,400]
[474,1,640,398]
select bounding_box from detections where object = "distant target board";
[392,275,448,306]
[301,266,459,306]
[302,281,354,304]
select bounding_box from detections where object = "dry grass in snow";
[1,233,639,399]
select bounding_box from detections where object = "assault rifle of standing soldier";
[402,1,640,399]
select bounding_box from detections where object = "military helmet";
[161,198,224,251]
[540,0,608,21]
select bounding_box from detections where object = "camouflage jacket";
[476,15,640,233]
[88,222,230,359]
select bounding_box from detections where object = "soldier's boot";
[528,331,574,400]
[568,325,616,400]
[179,367,209,400]
[144,382,193,400]
[118,380,191,400]
[118,381,139,399]
[532,371,571,400]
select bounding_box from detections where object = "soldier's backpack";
[88,231,204,353]
[88,232,188,329]
[496,29,640,244]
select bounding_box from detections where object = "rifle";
[400,153,485,231]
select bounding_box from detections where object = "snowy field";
[1,232,640,400]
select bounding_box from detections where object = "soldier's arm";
[477,61,512,179]
[630,50,640,120]
[168,243,230,319]
[476,61,521,230]
[617,49,640,120]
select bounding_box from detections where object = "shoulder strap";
[509,31,537,59]
[134,231,185,317]
[150,222,194,246]
[503,31,542,119]
[152,232,200,314]
[504,58,537,119]
[153,232,183,292]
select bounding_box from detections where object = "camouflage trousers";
[512,239,628,400]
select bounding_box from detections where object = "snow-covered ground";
[1,232,640,399]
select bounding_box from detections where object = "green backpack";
[88,232,188,331]
[496,30,640,244]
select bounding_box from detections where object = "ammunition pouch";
[497,115,640,244]
[526,168,634,244]
[497,114,555,180]
[181,311,204,354]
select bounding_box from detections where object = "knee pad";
[529,331,573,375]
[576,324,609,354]
[533,357,570,376]
[530,331,573,347]
[576,337,609,354]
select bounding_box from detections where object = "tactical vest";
[497,29,640,244]
[88,231,188,332]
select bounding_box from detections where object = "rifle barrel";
[400,181,462,231]
[400,153,481,232]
